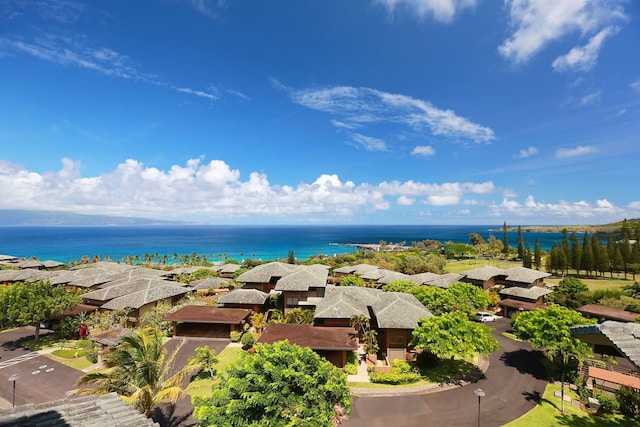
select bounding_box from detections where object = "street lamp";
[474,388,486,427]
[8,374,21,408]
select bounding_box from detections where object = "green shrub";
[344,363,358,375]
[616,386,640,418]
[230,330,243,342]
[77,339,94,350]
[596,393,619,416]
[369,370,421,385]
[85,347,99,364]
[240,331,258,348]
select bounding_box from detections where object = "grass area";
[545,276,634,292]
[187,345,244,399]
[504,383,636,427]
[44,352,94,370]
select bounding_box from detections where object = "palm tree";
[73,329,199,416]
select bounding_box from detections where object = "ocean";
[0,225,568,264]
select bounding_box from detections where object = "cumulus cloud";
[490,195,623,219]
[499,0,626,65]
[555,145,597,158]
[411,145,436,157]
[375,0,477,23]
[518,146,538,158]
[288,85,494,144]
[552,26,618,72]
[0,158,502,220]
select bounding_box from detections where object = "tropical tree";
[412,312,499,371]
[534,238,542,270]
[284,307,314,324]
[340,275,366,287]
[511,305,595,413]
[192,340,351,426]
[0,280,80,343]
[249,312,266,332]
[73,329,199,416]
[189,346,219,379]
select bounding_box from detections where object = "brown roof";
[498,298,544,311]
[258,324,358,351]
[588,366,640,390]
[57,303,99,318]
[163,305,251,324]
[578,304,640,323]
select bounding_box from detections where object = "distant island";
[507,218,640,235]
[0,209,197,226]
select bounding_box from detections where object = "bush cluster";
[369,360,421,385]
[344,363,358,375]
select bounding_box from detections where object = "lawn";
[445,259,523,274]
[545,276,634,292]
[187,345,243,398]
[504,383,636,427]
[44,352,94,370]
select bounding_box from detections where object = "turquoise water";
[0,225,567,264]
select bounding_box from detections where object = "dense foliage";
[411,312,499,369]
[0,280,81,342]
[193,340,351,427]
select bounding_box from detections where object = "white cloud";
[555,145,597,158]
[518,146,538,158]
[579,90,602,106]
[350,133,388,151]
[375,0,477,23]
[397,196,416,206]
[631,79,640,94]
[499,0,626,64]
[377,180,495,206]
[491,195,623,219]
[552,26,618,72]
[289,85,494,143]
[411,145,436,157]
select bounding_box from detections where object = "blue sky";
[1,0,639,225]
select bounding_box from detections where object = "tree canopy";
[412,312,499,368]
[0,280,80,342]
[193,340,351,427]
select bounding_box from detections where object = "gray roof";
[571,321,640,370]
[313,285,380,319]
[359,268,386,281]
[217,288,270,305]
[274,267,328,291]
[426,273,464,289]
[0,254,18,262]
[461,266,506,281]
[409,272,440,285]
[72,261,135,273]
[499,286,553,301]
[503,267,551,283]
[219,263,242,274]
[376,271,411,285]
[235,261,296,283]
[0,268,51,282]
[100,284,189,310]
[0,392,159,427]
[333,263,380,275]
[188,277,232,290]
[371,292,433,329]
[82,278,184,303]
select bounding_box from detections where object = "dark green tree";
[287,249,296,264]
[523,241,532,268]
[517,225,524,260]
[0,280,80,343]
[412,312,499,371]
[570,232,582,275]
[502,221,510,255]
[580,233,594,277]
[193,340,351,426]
[512,305,595,414]
[534,239,542,270]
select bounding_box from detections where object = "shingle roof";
[82,278,184,303]
[333,263,379,275]
[188,277,232,290]
[0,392,159,427]
[217,288,270,305]
[499,286,553,301]
[578,304,640,323]
[274,267,328,291]
[371,292,432,329]
[258,324,358,351]
[313,285,380,319]
[503,267,551,283]
[235,262,296,283]
[571,321,640,370]
[461,266,506,281]
[100,284,189,310]
[163,305,251,324]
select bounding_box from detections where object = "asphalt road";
[343,318,547,427]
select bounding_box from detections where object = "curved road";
[344,318,548,427]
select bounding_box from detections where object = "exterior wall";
[316,350,348,368]
[221,302,265,313]
[315,318,352,327]
[173,322,232,338]
[378,328,412,363]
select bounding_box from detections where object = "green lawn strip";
[545,276,632,292]
[445,260,522,274]
[187,345,243,399]
[503,383,634,427]
[44,352,94,371]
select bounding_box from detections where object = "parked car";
[474,312,498,322]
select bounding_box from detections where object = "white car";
[474,312,498,322]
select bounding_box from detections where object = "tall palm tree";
[73,329,199,416]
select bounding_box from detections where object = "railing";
[583,359,640,378]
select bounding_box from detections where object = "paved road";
[0,327,84,408]
[344,318,547,427]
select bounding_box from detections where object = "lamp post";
[474,388,485,427]
[8,374,21,408]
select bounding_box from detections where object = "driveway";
[343,318,547,427]
[0,326,84,408]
